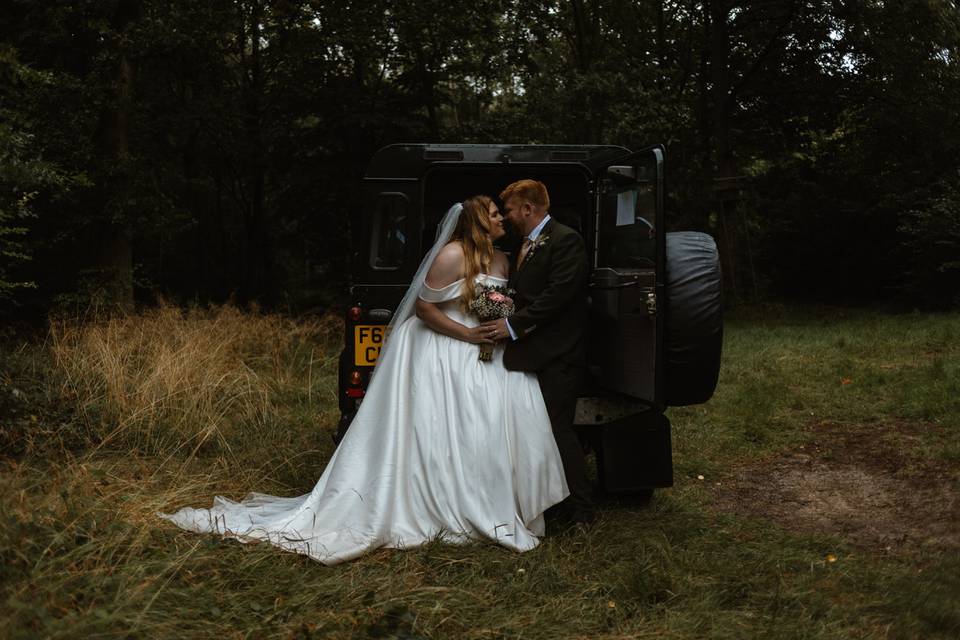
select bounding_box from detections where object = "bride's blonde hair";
[452,195,495,309]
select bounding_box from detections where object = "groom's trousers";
[537,360,592,515]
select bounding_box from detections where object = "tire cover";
[665,231,723,406]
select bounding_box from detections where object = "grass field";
[1,304,958,639]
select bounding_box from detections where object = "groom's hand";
[480,318,509,342]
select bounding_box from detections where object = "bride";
[158,196,569,564]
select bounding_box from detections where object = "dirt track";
[713,421,960,553]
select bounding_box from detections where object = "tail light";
[346,370,365,398]
[348,306,362,321]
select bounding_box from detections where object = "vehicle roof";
[364,143,633,180]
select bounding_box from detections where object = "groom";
[481,179,594,526]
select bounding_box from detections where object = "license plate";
[354,325,385,366]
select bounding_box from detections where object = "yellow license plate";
[354,325,385,366]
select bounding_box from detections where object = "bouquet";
[468,284,516,362]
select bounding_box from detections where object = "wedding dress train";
[158,274,568,564]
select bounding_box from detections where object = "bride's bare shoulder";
[425,242,465,287]
[438,241,464,259]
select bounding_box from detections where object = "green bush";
[899,174,960,307]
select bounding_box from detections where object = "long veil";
[373,201,463,374]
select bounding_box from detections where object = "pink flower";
[488,292,509,303]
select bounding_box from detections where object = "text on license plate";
[354,325,385,366]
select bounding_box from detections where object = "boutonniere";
[522,234,550,265]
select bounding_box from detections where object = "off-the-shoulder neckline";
[422,273,507,291]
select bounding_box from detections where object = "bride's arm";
[416,299,492,344]
[414,243,493,345]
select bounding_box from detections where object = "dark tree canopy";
[1,0,959,318]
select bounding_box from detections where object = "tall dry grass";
[3,304,351,638]
[47,303,342,460]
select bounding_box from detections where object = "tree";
[0,46,82,313]
[2,0,959,313]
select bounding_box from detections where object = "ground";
[713,420,959,554]
[1,305,958,639]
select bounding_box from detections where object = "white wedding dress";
[158,274,568,565]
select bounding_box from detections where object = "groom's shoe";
[544,503,573,536]
[571,507,596,533]
[546,498,597,535]
[550,506,596,536]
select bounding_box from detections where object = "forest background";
[1,0,959,319]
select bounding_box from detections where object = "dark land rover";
[336,143,723,495]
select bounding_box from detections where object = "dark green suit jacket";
[504,218,589,372]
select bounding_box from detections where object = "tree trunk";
[656,0,666,90]
[414,45,439,138]
[568,0,600,142]
[696,2,711,174]
[239,1,274,308]
[709,0,735,179]
[92,0,140,313]
[706,0,742,298]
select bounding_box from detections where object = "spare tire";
[665,231,723,406]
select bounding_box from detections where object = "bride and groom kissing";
[160,179,595,565]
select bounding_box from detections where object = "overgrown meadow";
[1,305,958,639]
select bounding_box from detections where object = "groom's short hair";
[500,179,550,212]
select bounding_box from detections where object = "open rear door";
[587,145,665,407]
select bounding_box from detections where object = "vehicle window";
[369,193,409,270]
[597,164,657,268]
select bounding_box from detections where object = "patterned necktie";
[517,237,533,269]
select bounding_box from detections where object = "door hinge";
[645,292,657,315]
